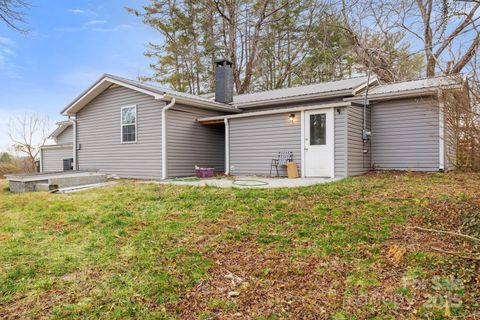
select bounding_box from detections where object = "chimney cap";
[215,58,233,67]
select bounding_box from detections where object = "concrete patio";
[157,176,340,188]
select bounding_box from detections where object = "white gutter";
[344,84,464,102]
[161,97,176,179]
[198,102,350,122]
[300,110,305,178]
[39,148,43,173]
[438,90,445,171]
[224,118,230,175]
[158,95,240,113]
[235,91,353,108]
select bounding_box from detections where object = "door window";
[309,113,326,145]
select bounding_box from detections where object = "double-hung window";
[121,105,137,143]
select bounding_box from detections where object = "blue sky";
[0,0,157,151]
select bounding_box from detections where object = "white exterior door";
[304,108,334,177]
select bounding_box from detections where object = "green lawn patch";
[0,172,479,319]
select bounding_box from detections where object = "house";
[40,59,468,179]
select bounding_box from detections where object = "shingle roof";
[365,75,464,96]
[233,76,372,105]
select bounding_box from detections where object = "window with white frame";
[121,106,137,143]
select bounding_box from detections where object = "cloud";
[3,48,15,56]
[0,37,19,77]
[67,8,97,16]
[0,36,14,46]
[56,22,135,34]
[68,8,85,14]
[91,23,134,33]
[85,20,108,26]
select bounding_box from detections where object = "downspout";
[69,116,77,170]
[438,89,445,171]
[224,117,230,175]
[162,97,176,179]
[39,148,43,173]
[362,49,375,169]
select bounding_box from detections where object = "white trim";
[61,75,238,116]
[198,102,350,122]
[49,121,72,139]
[235,90,354,108]
[62,76,163,115]
[161,98,176,179]
[303,108,335,178]
[300,110,305,178]
[71,117,77,170]
[39,148,43,173]
[224,118,230,175]
[344,84,463,102]
[120,105,138,144]
[351,76,379,95]
[438,91,445,170]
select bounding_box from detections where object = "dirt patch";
[0,268,105,320]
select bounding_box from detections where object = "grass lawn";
[0,172,479,319]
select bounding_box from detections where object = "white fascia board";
[49,122,73,139]
[344,84,464,102]
[61,76,165,116]
[158,95,240,113]
[351,76,379,95]
[235,90,353,108]
[198,102,351,122]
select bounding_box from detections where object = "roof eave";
[351,76,379,95]
[344,84,464,102]
[234,89,354,108]
[160,95,241,113]
[61,75,240,116]
[61,75,165,116]
[48,121,73,139]
[198,101,351,122]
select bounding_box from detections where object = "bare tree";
[0,0,30,32]
[8,113,50,172]
[340,0,480,79]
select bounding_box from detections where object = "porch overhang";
[198,101,351,124]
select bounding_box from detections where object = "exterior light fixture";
[289,113,295,122]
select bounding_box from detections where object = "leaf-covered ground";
[0,172,479,319]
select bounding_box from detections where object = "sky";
[0,0,157,151]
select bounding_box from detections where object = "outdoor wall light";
[289,113,295,122]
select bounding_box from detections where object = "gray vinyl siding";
[334,107,347,177]
[347,105,371,176]
[41,146,73,173]
[229,112,301,176]
[76,86,165,179]
[371,97,440,171]
[167,105,225,177]
[56,126,73,145]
